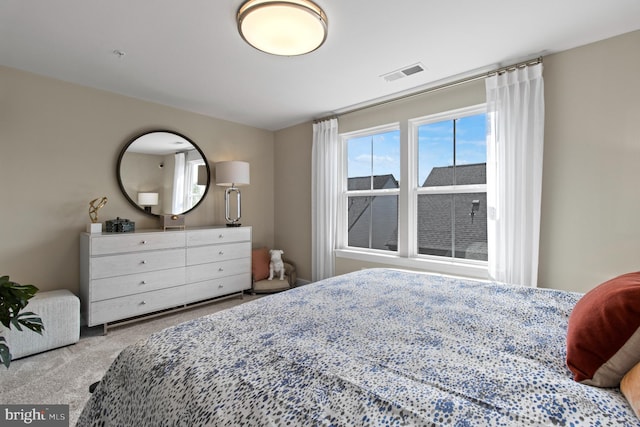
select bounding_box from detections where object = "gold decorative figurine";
[88,196,108,233]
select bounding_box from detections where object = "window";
[413,107,487,261]
[173,150,206,214]
[186,159,206,210]
[338,105,487,276]
[343,125,400,252]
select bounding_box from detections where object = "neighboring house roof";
[422,162,486,187]
[347,175,399,191]
[419,163,487,258]
[415,192,487,258]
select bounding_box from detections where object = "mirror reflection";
[117,131,210,216]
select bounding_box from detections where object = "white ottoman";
[1,289,80,360]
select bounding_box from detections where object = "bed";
[78,268,640,426]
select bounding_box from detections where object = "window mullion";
[451,119,456,258]
[417,184,487,195]
[336,135,348,249]
[345,188,399,196]
[406,120,418,258]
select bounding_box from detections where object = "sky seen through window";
[347,113,486,186]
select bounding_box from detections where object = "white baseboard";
[294,279,312,287]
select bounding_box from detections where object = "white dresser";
[80,226,251,332]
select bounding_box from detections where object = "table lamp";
[215,161,250,227]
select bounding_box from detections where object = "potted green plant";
[0,275,44,368]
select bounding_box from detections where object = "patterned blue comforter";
[78,269,639,426]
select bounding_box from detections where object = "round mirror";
[117,130,210,217]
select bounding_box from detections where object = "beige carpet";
[0,294,261,426]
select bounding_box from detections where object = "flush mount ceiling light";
[237,0,328,56]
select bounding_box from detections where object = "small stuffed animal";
[268,249,285,281]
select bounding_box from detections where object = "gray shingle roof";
[422,162,486,186]
[415,192,487,259]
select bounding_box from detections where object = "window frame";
[185,158,206,211]
[338,122,401,255]
[336,104,489,280]
[408,104,488,263]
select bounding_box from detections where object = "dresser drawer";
[88,285,187,326]
[183,273,250,304]
[90,232,185,255]
[185,257,250,283]
[90,268,185,301]
[91,248,185,279]
[186,242,251,266]
[186,227,251,246]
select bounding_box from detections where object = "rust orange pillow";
[252,247,270,281]
[566,272,640,387]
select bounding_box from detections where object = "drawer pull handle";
[218,267,224,272]
[219,234,224,239]
[140,301,147,305]
[141,260,147,264]
[141,280,147,285]
[219,251,224,255]
[218,284,224,289]
[141,240,147,245]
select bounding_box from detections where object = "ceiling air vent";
[381,63,425,82]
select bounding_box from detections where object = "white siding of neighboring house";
[348,176,398,250]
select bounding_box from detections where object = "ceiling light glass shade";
[237,0,328,56]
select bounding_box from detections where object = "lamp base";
[226,223,242,227]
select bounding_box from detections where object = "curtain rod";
[313,56,542,123]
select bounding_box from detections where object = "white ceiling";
[2,1,639,131]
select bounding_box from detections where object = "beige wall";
[0,66,275,294]
[273,122,313,281]
[539,30,640,292]
[275,30,640,293]
[337,80,486,134]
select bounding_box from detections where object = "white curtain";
[172,152,186,214]
[184,150,202,210]
[485,63,545,287]
[312,118,339,282]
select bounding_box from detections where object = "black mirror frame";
[116,130,211,217]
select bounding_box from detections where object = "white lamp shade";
[137,192,159,206]
[215,161,250,186]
